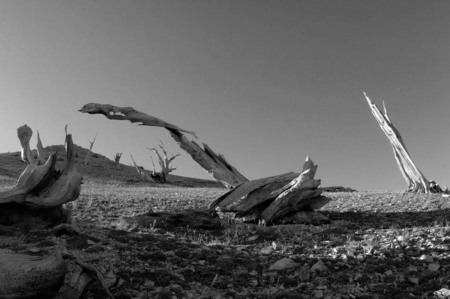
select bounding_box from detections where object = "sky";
[0,0,449,191]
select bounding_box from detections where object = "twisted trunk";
[364,93,430,193]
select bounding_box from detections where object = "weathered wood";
[364,93,430,193]
[36,131,46,165]
[130,154,155,182]
[79,103,248,188]
[25,134,83,208]
[0,153,58,204]
[147,141,180,182]
[17,125,36,164]
[209,172,298,212]
[0,127,83,229]
[167,128,248,188]
[210,157,331,223]
[0,248,66,299]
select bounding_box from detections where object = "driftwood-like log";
[79,103,248,188]
[210,157,331,223]
[364,93,430,193]
[0,248,66,298]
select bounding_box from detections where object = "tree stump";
[209,157,331,224]
[0,126,85,298]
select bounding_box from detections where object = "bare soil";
[2,147,450,298]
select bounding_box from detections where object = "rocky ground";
[2,148,450,298]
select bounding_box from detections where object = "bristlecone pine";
[0,125,83,298]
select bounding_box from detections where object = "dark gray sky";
[1,0,449,190]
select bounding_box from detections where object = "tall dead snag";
[209,157,331,224]
[364,93,430,193]
[147,142,180,182]
[79,103,248,188]
[113,153,122,168]
[84,134,97,165]
[36,131,46,164]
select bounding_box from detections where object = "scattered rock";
[268,258,298,271]
[310,260,328,273]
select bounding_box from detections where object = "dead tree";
[147,142,180,182]
[0,126,86,298]
[79,104,331,223]
[113,153,122,168]
[364,93,431,193]
[36,131,46,164]
[130,154,155,182]
[84,134,97,165]
[0,125,83,221]
[79,103,248,188]
[210,157,331,224]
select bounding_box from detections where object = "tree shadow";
[323,208,450,230]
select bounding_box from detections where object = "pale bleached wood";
[130,154,155,182]
[261,158,328,223]
[79,103,198,138]
[364,93,430,193]
[0,129,83,207]
[0,153,57,204]
[25,134,83,207]
[36,131,46,165]
[79,103,248,188]
[0,249,66,299]
[147,141,180,182]
[210,157,331,223]
[209,172,298,211]
[17,125,36,165]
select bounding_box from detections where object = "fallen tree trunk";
[79,103,248,188]
[210,157,331,224]
[364,93,430,193]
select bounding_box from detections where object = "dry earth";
[2,147,450,298]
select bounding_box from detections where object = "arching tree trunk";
[79,103,248,188]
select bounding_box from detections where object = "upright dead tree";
[130,154,155,182]
[36,131,46,164]
[84,134,97,165]
[113,153,122,168]
[79,104,248,188]
[147,142,180,182]
[364,92,430,193]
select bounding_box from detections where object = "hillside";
[0,144,224,188]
